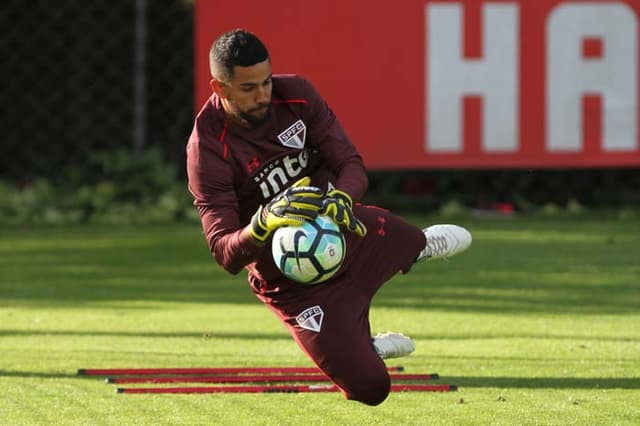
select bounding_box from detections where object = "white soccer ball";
[272,215,346,284]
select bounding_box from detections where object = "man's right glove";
[249,177,324,243]
[320,189,367,237]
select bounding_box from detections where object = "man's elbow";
[211,236,258,276]
[221,261,244,276]
[210,244,244,275]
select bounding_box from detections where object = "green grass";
[1,216,639,425]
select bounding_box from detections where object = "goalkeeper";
[187,29,471,406]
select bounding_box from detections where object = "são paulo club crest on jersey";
[278,120,306,149]
[296,305,324,332]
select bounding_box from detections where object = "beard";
[237,103,271,128]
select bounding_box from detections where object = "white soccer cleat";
[416,224,472,262]
[372,332,415,359]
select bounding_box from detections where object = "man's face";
[213,60,273,128]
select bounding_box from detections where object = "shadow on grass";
[3,330,636,343]
[441,376,640,389]
[0,370,79,379]
[410,332,639,343]
[0,329,289,340]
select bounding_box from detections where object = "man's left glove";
[249,177,324,243]
[320,189,367,237]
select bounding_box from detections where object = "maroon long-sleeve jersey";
[186,75,368,282]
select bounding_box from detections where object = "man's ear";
[210,79,226,97]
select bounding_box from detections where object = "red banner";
[195,0,640,169]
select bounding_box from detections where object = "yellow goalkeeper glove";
[249,177,324,243]
[320,189,367,237]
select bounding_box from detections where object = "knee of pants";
[344,372,391,406]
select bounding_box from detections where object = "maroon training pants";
[251,205,426,405]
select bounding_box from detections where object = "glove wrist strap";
[249,208,271,242]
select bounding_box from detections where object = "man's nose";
[255,86,268,103]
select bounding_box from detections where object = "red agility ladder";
[78,365,405,376]
[116,383,457,394]
[107,373,439,384]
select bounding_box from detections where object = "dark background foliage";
[2,0,638,222]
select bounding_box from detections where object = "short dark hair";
[209,29,270,81]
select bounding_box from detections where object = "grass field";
[1,215,639,425]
